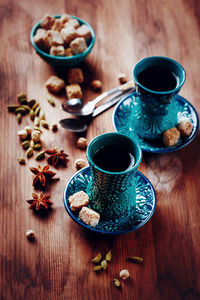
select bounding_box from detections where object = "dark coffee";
[93,144,135,172]
[137,65,178,92]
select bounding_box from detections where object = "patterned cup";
[133,56,186,140]
[86,132,142,220]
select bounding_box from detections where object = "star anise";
[30,165,57,187]
[45,147,69,167]
[27,192,52,210]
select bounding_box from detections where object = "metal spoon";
[59,88,135,132]
[62,80,134,117]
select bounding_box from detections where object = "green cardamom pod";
[39,109,45,120]
[34,116,40,127]
[29,110,35,120]
[21,105,31,113]
[27,99,36,108]
[40,120,49,129]
[113,279,121,287]
[22,140,30,150]
[34,106,40,116]
[17,158,26,165]
[30,140,35,148]
[34,126,42,133]
[35,150,45,160]
[16,113,22,124]
[47,96,55,106]
[101,260,107,270]
[93,265,102,272]
[15,107,27,115]
[105,250,112,262]
[7,104,20,112]
[32,102,39,111]
[34,143,42,150]
[127,256,144,263]
[92,253,102,264]
[26,147,34,157]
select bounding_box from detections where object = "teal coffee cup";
[133,56,186,140]
[86,132,142,220]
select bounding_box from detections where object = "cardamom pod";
[34,106,40,117]
[34,116,40,127]
[29,110,35,120]
[113,279,121,287]
[32,102,39,111]
[7,104,20,112]
[93,265,102,272]
[127,256,144,263]
[34,126,42,133]
[21,105,31,113]
[39,109,45,120]
[40,120,49,129]
[16,113,22,124]
[34,143,42,150]
[17,158,26,165]
[92,253,102,264]
[31,130,41,142]
[17,94,27,105]
[101,260,107,270]
[30,140,35,148]
[26,147,34,157]
[35,150,45,160]
[47,96,55,106]
[22,140,30,150]
[17,93,27,100]
[28,99,36,108]
[15,107,27,115]
[105,250,112,262]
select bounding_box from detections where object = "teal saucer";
[113,92,199,153]
[63,167,156,235]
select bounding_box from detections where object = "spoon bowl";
[59,118,88,132]
[66,98,83,109]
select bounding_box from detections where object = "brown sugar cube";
[46,30,64,46]
[67,68,84,84]
[59,14,71,24]
[34,30,50,51]
[76,24,92,41]
[61,26,77,45]
[177,120,193,137]
[79,207,100,227]
[70,37,87,54]
[91,80,102,91]
[69,190,89,211]
[65,18,80,29]
[50,45,65,56]
[65,48,73,56]
[41,14,55,30]
[52,19,64,32]
[45,75,65,94]
[163,127,180,147]
[65,84,82,99]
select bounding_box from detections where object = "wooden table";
[1,0,200,299]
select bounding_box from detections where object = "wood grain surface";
[1,0,200,299]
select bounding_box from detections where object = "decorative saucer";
[63,167,156,235]
[113,92,199,153]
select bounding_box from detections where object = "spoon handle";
[92,80,134,106]
[92,87,135,117]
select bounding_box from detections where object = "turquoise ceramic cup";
[133,56,186,140]
[86,132,142,220]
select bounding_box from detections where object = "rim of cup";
[133,56,186,95]
[87,132,142,175]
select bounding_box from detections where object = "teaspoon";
[62,80,134,117]
[59,88,135,132]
